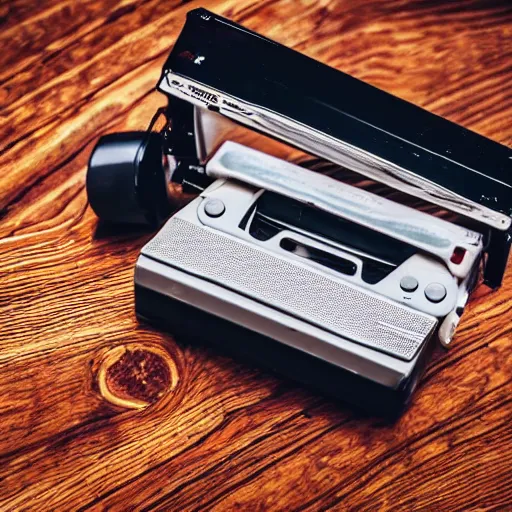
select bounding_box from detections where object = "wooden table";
[1,1,511,510]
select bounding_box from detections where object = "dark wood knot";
[96,344,179,409]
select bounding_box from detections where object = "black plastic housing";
[163,8,512,218]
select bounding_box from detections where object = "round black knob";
[86,132,172,226]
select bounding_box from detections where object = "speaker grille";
[143,218,437,360]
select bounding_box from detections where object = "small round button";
[425,282,447,303]
[400,275,419,293]
[204,198,225,218]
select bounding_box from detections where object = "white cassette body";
[135,143,484,402]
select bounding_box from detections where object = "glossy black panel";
[162,8,512,218]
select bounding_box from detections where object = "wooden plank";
[1,0,511,510]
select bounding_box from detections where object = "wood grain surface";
[1,0,511,510]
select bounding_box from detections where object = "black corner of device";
[86,131,172,226]
[483,228,512,289]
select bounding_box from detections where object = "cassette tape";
[132,142,484,415]
[86,8,512,415]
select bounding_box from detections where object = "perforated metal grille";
[143,218,437,360]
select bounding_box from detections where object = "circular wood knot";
[97,345,179,410]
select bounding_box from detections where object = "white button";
[400,276,419,292]
[425,282,447,303]
[204,198,225,217]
